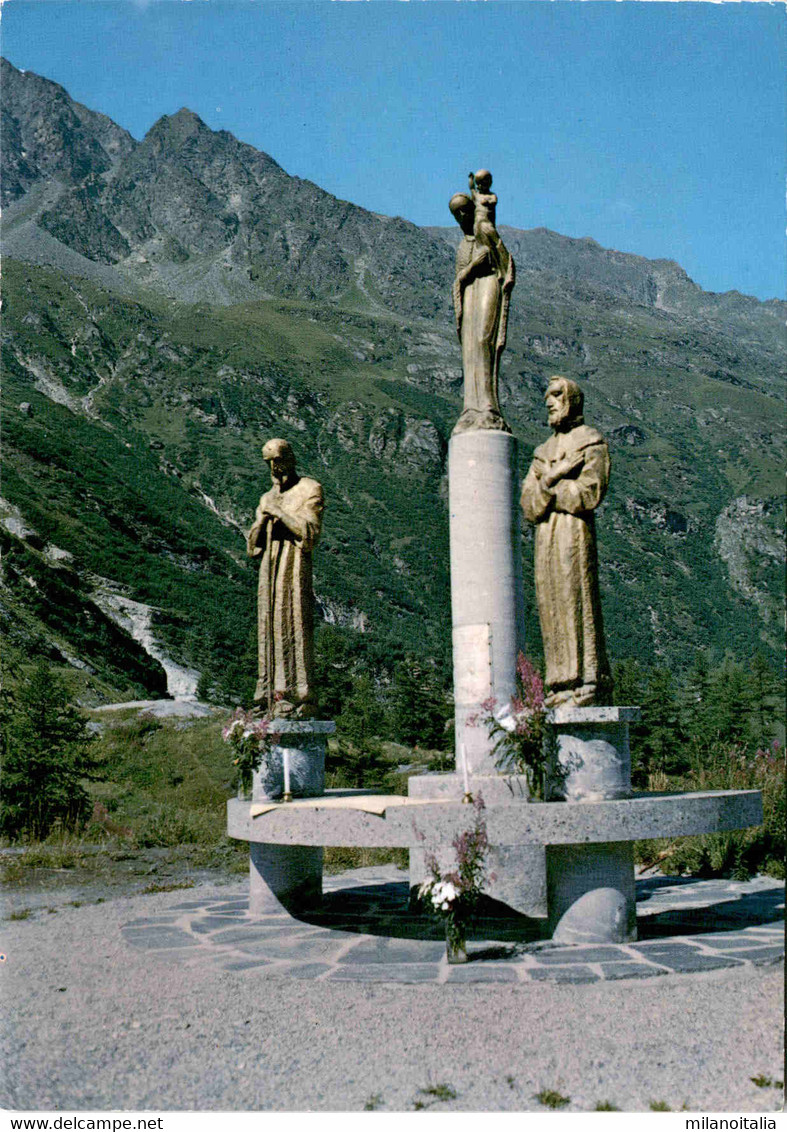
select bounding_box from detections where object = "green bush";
[641,740,785,878]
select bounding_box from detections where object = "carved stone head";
[449,192,475,237]
[262,437,296,487]
[545,376,584,431]
[473,169,493,193]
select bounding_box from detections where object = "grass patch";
[594,1101,620,1111]
[1,840,96,885]
[141,879,195,895]
[751,1076,783,1089]
[649,1101,671,1111]
[535,1088,570,1109]
[8,908,32,920]
[412,1083,458,1109]
[324,847,408,875]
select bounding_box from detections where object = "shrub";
[650,740,785,878]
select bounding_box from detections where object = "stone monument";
[449,171,515,436]
[245,438,334,912]
[409,171,544,917]
[227,173,763,952]
[443,169,525,781]
[247,437,323,719]
[521,378,638,941]
[520,375,612,708]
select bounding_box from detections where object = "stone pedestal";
[544,705,640,942]
[546,706,638,802]
[249,843,323,915]
[407,773,547,917]
[248,720,334,914]
[449,430,526,776]
[252,720,334,800]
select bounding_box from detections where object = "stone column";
[249,843,324,916]
[247,720,334,916]
[408,429,546,919]
[449,429,526,776]
[545,706,640,943]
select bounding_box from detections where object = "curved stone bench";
[228,788,761,847]
[227,788,763,943]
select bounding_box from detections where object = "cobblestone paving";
[121,868,783,985]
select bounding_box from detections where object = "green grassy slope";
[2,258,783,708]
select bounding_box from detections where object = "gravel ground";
[1,879,783,1114]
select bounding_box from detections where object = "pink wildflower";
[516,652,545,712]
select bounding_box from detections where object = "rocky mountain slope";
[2,58,784,702]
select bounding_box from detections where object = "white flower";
[430,880,459,910]
[494,703,518,733]
[222,718,246,741]
[418,880,434,900]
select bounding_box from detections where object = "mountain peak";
[145,108,210,146]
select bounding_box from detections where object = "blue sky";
[3,1,785,300]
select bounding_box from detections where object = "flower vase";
[445,916,468,964]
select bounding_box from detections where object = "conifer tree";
[0,661,97,840]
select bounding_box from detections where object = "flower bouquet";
[483,653,549,799]
[418,795,490,963]
[222,708,280,798]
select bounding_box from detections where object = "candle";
[461,741,471,798]
[282,749,292,801]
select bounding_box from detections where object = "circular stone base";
[121,868,784,985]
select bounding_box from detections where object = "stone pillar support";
[449,430,526,778]
[249,843,323,915]
[544,705,640,942]
[547,841,637,944]
[246,720,334,915]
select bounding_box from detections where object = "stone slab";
[264,720,336,734]
[714,947,785,964]
[597,962,667,980]
[549,705,641,724]
[445,966,519,982]
[327,963,440,983]
[339,940,447,964]
[228,788,763,847]
[408,773,531,803]
[528,966,600,983]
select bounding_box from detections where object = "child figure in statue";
[468,169,509,276]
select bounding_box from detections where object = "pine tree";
[747,653,784,750]
[389,657,450,750]
[0,661,97,840]
[705,657,752,747]
[637,667,687,782]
